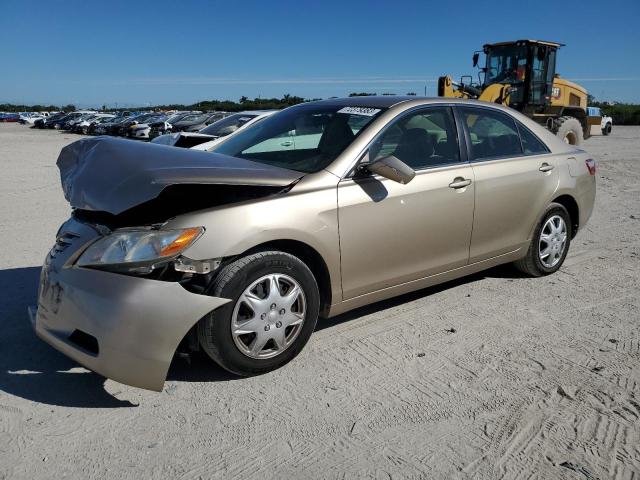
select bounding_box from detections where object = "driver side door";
[337,106,475,299]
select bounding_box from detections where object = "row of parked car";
[0,112,54,123]
[14,109,276,148]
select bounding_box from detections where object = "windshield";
[485,44,527,85]
[211,104,384,173]
[200,113,258,136]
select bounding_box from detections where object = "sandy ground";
[0,123,638,480]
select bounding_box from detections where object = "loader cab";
[481,40,561,113]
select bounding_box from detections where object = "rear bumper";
[32,265,229,391]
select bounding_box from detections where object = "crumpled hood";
[57,136,302,215]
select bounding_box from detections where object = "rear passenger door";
[458,106,558,262]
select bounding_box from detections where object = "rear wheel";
[198,251,320,376]
[602,123,612,136]
[514,203,572,277]
[554,116,583,146]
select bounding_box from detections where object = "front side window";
[460,107,523,160]
[211,105,384,173]
[367,107,460,170]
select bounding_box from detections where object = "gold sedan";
[32,96,596,390]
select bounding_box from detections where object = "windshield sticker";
[337,107,381,117]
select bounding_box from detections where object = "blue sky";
[1,0,639,107]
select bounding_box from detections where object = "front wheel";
[602,123,612,136]
[198,251,320,376]
[514,203,572,277]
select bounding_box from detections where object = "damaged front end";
[30,136,303,390]
[60,136,301,290]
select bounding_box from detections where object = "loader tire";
[554,116,583,146]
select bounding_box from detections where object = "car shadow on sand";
[0,263,523,407]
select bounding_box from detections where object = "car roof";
[305,95,536,110]
[307,96,418,109]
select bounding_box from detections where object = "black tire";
[554,116,583,146]
[197,250,320,376]
[602,123,612,136]
[514,203,572,277]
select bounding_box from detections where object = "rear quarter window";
[516,122,549,155]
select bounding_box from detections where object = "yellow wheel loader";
[438,40,588,145]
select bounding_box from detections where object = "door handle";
[539,163,554,172]
[280,141,293,147]
[449,177,472,189]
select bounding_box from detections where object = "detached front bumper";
[31,219,230,391]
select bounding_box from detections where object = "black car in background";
[34,112,65,128]
[167,112,227,133]
[49,113,80,129]
[86,115,119,135]
[94,116,131,136]
[115,112,159,136]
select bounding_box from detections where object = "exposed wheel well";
[552,194,579,238]
[243,240,333,317]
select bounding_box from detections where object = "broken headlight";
[76,227,204,271]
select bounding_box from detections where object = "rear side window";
[460,107,523,160]
[516,122,549,155]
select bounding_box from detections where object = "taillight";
[585,159,596,176]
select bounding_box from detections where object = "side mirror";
[364,155,415,184]
[472,52,480,67]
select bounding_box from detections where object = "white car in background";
[152,111,275,149]
[19,113,45,124]
[587,106,613,136]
